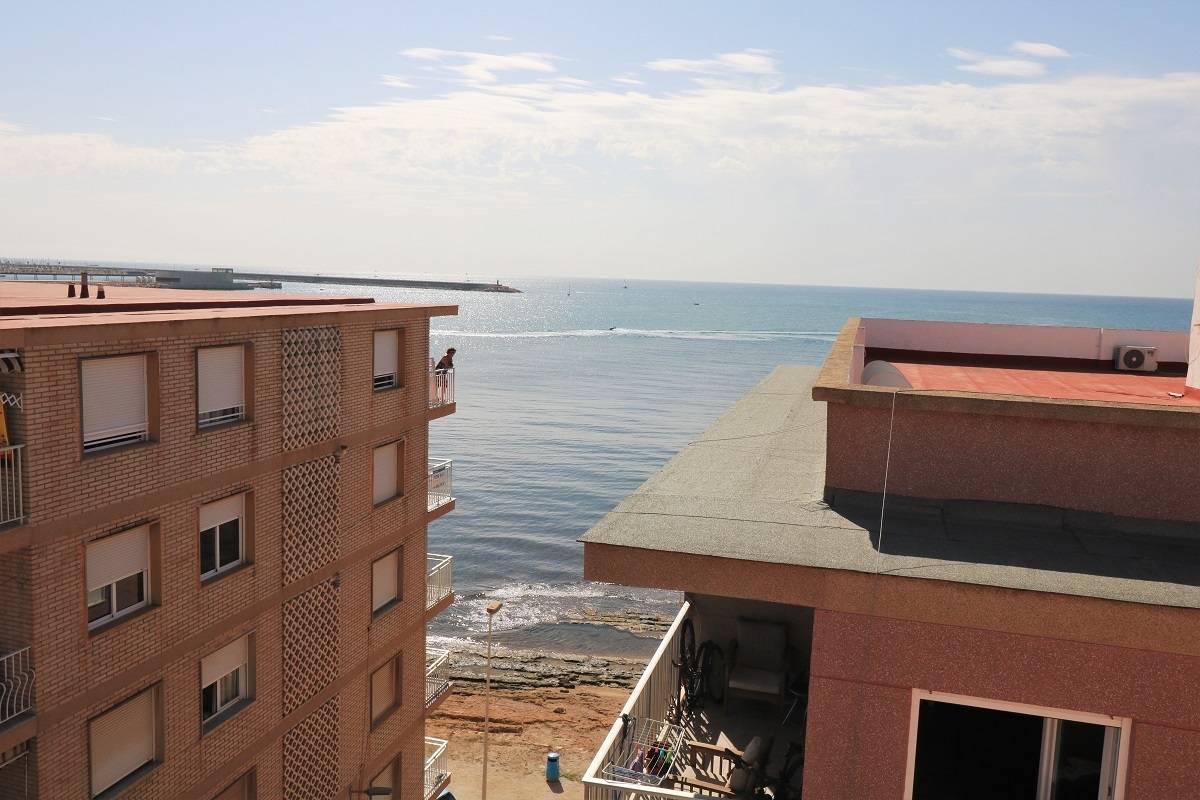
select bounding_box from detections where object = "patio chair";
[725,619,789,711]
[675,735,772,797]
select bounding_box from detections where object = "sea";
[279,277,1193,659]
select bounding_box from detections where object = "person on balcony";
[435,347,456,372]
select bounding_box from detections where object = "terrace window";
[89,686,159,796]
[82,354,149,452]
[199,493,245,580]
[201,634,251,727]
[373,330,403,391]
[86,526,150,629]
[907,692,1126,800]
[370,758,400,794]
[197,345,246,428]
[214,772,255,800]
[371,547,403,615]
[370,654,402,727]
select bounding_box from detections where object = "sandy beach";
[427,682,631,799]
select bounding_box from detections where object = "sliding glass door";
[906,692,1126,800]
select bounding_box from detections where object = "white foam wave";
[432,328,838,342]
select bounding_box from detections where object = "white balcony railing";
[426,553,453,610]
[424,736,450,800]
[0,647,34,727]
[0,445,24,528]
[425,648,451,709]
[429,359,455,409]
[427,459,454,512]
[583,602,693,800]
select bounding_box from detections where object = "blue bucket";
[546,752,560,781]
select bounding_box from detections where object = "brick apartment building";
[581,313,1200,799]
[0,282,459,799]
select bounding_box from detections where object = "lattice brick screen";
[280,326,343,450]
[282,697,340,800]
[281,454,341,584]
[282,578,340,715]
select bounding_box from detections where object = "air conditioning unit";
[1114,345,1158,372]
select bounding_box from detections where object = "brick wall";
[2,307,449,799]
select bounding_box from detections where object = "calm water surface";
[282,279,1190,655]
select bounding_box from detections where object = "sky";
[2,1,1199,296]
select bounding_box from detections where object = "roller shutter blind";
[200,494,244,531]
[81,354,148,449]
[370,661,396,720]
[197,346,245,421]
[86,526,149,591]
[201,635,248,686]
[373,331,398,383]
[373,444,398,504]
[372,551,399,612]
[89,689,155,796]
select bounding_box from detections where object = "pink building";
[582,315,1200,799]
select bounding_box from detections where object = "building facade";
[582,315,1200,800]
[0,283,458,800]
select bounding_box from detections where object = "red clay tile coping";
[812,317,1200,431]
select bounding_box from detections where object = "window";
[906,691,1127,800]
[370,654,402,726]
[372,441,403,505]
[89,687,158,797]
[199,493,245,579]
[215,772,255,800]
[82,354,149,452]
[201,635,250,725]
[371,548,403,614]
[86,526,150,629]
[370,757,400,793]
[197,345,246,427]
[373,330,402,390]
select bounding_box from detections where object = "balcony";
[426,553,453,612]
[428,358,455,409]
[427,459,454,512]
[0,647,33,728]
[425,648,451,711]
[424,736,451,800]
[0,444,25,528]
[582,600,810,799]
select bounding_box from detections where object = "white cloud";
[380,74,414,88]
[949,47,1045,77]
[647,49,778,76]
[959,59,1046,77]
[401,47,557,83]
[613,73,643,86]
[1012,41,1071,59]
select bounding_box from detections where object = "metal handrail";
[426,554,453,610]
[424,736,450,800]
[582,602,694,800]
[0,647,34,726]
[427,459,454,512]
[425,648,451,708]
[0,444,24,528]
[428,358,455,409]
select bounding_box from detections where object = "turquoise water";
[284,278,1191,652]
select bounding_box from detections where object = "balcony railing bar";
[424,736,450,800]
[426,553,453,610]
[0,647,34,726]
[428,359,455,409]
[582,602,694,800]
[427,459,454,512]
[425,648,451,708]
[0,444,24,528]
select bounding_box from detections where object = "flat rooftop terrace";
[582,365,1200,610]
[0,280,372,314]
[887,360,1199,407]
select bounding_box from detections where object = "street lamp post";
[481,600,503,800]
